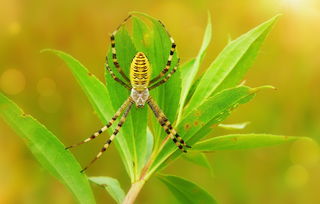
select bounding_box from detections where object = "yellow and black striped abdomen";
[130,52,151,91]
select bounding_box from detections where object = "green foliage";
[147,86,271,177]
[42,49,135,180]
[158,175,217,204]
[184,15,280,115]
[177,13,212,122]
[90,177,125,204]
[0,93,95,204]
[0,12,306,204]
[182,152,213,172]
[193,134,310,151]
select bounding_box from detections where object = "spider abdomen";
[130,52,151,91]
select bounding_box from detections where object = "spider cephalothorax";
[130,88,149,108]
[66,15,190,172]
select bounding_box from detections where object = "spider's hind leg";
[160,117,191,152]
[65,97,133,149]
[147,96,191,152]
[81,99,134,173]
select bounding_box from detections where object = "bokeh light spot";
[0,69,26,95]
[8,22,21,35]
[285,165,309,188]
[290,139,319,166]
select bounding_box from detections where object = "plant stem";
[122,180,146,204]
[123,134,172,203]
[140,134,171,180]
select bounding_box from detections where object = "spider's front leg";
[149,58,180,90]
[109,15,132,83]
[147,96,191,152]
[149,20,177,84]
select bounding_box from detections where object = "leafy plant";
[0,12,310,203]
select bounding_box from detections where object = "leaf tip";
[40,48,59,55]
[206,10,212,24]
[40,48,50,54]
[250,85,276,93]
[274,13,284,19]
[267,14,282,26]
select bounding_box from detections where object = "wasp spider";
[66,15,191,172]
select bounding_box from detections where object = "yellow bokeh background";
[1,0,320,203]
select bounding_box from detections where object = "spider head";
[130,88,149,108]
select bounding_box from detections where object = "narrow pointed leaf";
[177,14,212,122]
[42,49,133,180]
[159,175,217,204]
[185,15,280,114]
[90,177,125,204]
[0,93,95,204]
[193,134,310,151]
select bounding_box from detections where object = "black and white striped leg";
[165,121,191,149]
[110,15,132,83]
[80,100,134,173]
[65,97,133,150]
[149,21,176,84]
[105,58,131,90]
[147,96,191,152]
[149,58,180,90]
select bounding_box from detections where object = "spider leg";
[110,15,131,83]
[147,96,191,152]
[148,58,180,90]
[105,58,131,90]
[149,20,177,84]
[81,99,134,173]
[65,97,132,149]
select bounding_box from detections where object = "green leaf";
[177,13,212,122]
[90,177,125,204]
[185,15,280,115]
[193,134,310,151]
[147,86,272,178]
[145,127,154,164]
[182,152,213,172]
[218,122,250,130]
[0,93,95,204]
[42,49,134,181]
[158,175,217,204]
[185,74,203,107]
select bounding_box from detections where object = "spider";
[66,15,191,172]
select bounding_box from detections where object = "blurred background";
[1,0,320,203]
